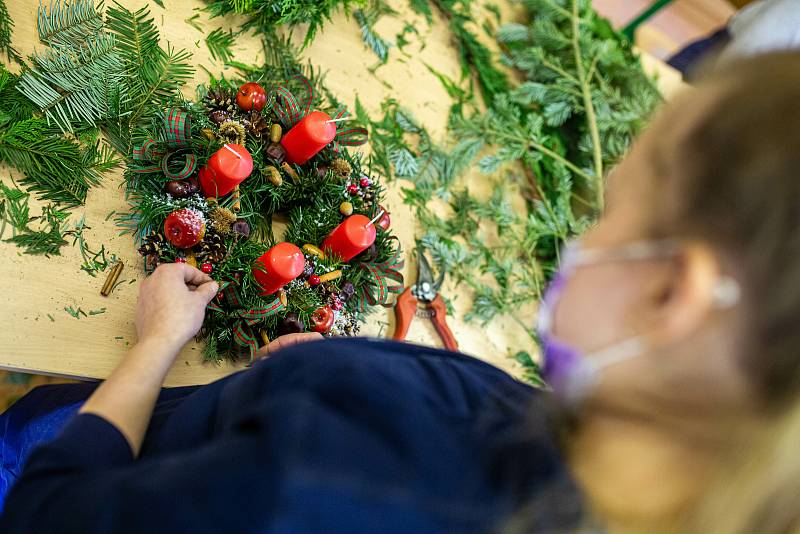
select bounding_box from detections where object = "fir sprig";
[205,27,236,64]
[203,0,367,48]
[0,0,22,64]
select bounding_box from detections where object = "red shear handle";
[393,288,418,341]
[429,295,459,351]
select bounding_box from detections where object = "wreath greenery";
[121,56,403,364]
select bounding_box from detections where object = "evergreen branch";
[571,0,603,209]
[37,0,104,47]
[18,34,124,132]
[205,27,235,63]
[0,0,21,64]
[354,2,396,64]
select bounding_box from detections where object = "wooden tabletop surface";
[0,0,685,386]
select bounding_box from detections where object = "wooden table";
[0,0,685,386]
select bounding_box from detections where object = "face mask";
[537,239,741,407]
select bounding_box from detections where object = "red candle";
[199,144,253,198]
[253,242,306,296]
[280,111,337,165]
[321,214,377,263]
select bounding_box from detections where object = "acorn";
[270,123,282,143]
[263,165,282,186]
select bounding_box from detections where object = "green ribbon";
[355,244,404,312]
[132,108,197,180]
[207,282,285,362]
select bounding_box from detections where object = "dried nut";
[339,201,353,216]
[263,165,282,186]
[302,244,326,259]
[281,162,300,184]
[318,270,342,283]
[278,290,288,307]
[270,123,282,143]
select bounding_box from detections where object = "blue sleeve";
[0,415,264,534]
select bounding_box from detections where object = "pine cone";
[195,229,226,263]
[241,111,270,139]
[204,87,236,114]
[138,231,166,257]
[218,121,246,145]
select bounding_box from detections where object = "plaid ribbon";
[270,75,367,152]
[354,244,405,312]
[132,108,197,180]
[207,282,285,362]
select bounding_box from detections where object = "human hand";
[256,332,323,359]
[135,263,219,351]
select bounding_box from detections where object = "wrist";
[134,334,186,361]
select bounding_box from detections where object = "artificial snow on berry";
[308,274,321,286]
[201,262,213,274]
[359,177,370,188]
[175,257,187,263]
[331,299,343,311]
[347,184,359,195]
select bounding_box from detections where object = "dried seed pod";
[262,165,282,186]
[201,128,216,141]
[339,201,353,216]
[331,158,352,177]
[281,162,300,184]
[208,110,230,125]
[302,244,326,259]
[209,206,237,235]
[278,290,288,307]
[218,120,246,145]
[265,143,287,164]
[270,123,282,143]
[318,270,342,283]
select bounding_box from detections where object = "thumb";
[194,280,219,304]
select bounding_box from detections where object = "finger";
[265,333,323,355]
[193,280,219,304]
[178,263,213,286]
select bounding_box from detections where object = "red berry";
[201,262,213,274]
[308,274,321,286]
[331,299,343,311]
[236,82,266,112]
[164,208,206,249]
[359,177,370,188]
[174,257,187,264]
[347,184,359,195]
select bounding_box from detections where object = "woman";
[2,52,800,533]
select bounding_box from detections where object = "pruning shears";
[392,246,459,351]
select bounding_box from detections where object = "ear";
[643,241,721,344]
